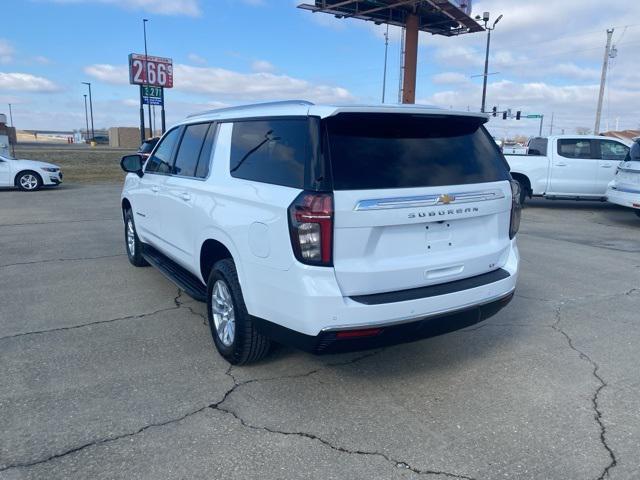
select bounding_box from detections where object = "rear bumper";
[606,185,640,209]
[243,240,519,338]
[253,290,514,354]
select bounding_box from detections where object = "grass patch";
[14,146,129,184]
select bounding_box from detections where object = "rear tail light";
[509,180,522,239]
[288,191,333,266]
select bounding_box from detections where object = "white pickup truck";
[506,135,630,203]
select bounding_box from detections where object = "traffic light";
[492,106,497,117]
[502,111,507,120]
[516,111,521,120]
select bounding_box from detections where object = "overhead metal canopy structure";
[298,1,484,103]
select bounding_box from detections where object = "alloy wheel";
[20,174,38,190]
[212,280,235,347]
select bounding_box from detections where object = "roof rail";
[187,100,314,118]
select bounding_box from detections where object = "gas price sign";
[128,54,173,88]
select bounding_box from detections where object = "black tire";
[206,258,270,365]
[16,171,42,191]
[515,179,527,205]
[124,209,148,267]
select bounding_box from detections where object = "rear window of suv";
[229,119,308,188]
[324,113,510,190]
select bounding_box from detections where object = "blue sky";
[1,0,639,137]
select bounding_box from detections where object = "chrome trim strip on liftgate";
[354,189,505,211]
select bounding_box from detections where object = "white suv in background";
[120,101,520,364]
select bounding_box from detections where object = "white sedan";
[0,154,63,191]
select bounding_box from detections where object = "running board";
[142,245,207,302]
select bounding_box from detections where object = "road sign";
[128,53,173,88]
[142,85,163,106]
[526,114,543,119]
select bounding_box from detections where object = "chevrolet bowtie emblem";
[438,194,455,204]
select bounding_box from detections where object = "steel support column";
[402,13,419,104]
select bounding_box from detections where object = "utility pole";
[594,28,614,135]
[83,94,89,142]
[478,12,503,113]
[549,112,554,135]
[539,114,544,137]
[382,24,389,103]
[81,82,95,142]
[8,103,13,126]
[143,19,153,138]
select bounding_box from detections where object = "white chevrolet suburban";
[120,101,520,364]
[506,135,630,204]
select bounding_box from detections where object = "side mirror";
[121,154,144,177]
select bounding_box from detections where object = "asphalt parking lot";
[1,184,639,480]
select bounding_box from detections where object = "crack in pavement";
[552,303,617,480]
[1,287,633,476]
[174,289,207,325]
[0,305,181,342]
[0,349,389,474]
[214,354,476,480]
[0,289,209,343]
[0,253,125,269]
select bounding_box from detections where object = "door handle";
[151,185,160,192]
[555,162,568,167]
[179,192,192,201]
[600,164,613,168]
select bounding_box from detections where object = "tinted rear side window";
[558,139,593,159]
[230,119,308,188]
[325,113,510,190]
[173,123,211,177]
[195,123,217,179]
[145,127,181,174]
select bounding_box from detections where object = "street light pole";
[382,23,389,103]
[478,12,502,113]
[83,94,90,142]
[143,18,153,137]
[81,82,95,141]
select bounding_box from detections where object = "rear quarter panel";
[505,154,551,195]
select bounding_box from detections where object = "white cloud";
[85,63,355,103]
[0,72,60,92]
[0,39,14,64]
[174,65,354,103]
[422,79,640,134]
[187,53,207,65]
[45,0,201,16]
[251,60,275,73]
[84,64,129,85]
[431,72,470,85]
